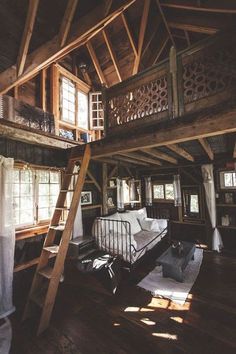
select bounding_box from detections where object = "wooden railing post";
[169,46,178,118]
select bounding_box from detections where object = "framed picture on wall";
[81,191,92,205]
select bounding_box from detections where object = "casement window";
[152,183,174,201]
[182,186,201,219]
[89,92,104,130]
[60,75,89,130]
[220,171,236,189]
[13,168,61,228]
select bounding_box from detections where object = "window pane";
[153,185,164,199]
[39,184,50,195]
[38,208,50,220]
[165,184,174,199]
[39,195,49,208]
[224,173,233,187]
[20,210,34,225]
[38,171,49,183]
[190,194,199,213]
[78,91,88,130]
[50,172,60,183]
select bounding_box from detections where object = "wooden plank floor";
[11,249,236,354]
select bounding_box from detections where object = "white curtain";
[129,178,135,208]
[144,177,152,206]
[173,174,182,206]
[201,164,223,252]
[72,202,83,238]
[117,177,124,211]
[0,156,15,319]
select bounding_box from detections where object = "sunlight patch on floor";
[124,306,154,312]
[170,316,184,324]
[152,333,178,340]
[140,318,156,326]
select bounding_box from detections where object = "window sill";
[15,224,49,241]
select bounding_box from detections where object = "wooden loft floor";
[12,249,236,353]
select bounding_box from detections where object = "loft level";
[103,31,236,137]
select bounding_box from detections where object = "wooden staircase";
[22,145,91,335]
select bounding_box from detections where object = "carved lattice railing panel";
[182,44,236,105]
[108,74,168,129]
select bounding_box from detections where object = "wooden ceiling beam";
[168,21,218,35]
[167,144,194,162]
[198,138,214,160]
[121,12,138,58]
[160,2,236,14]
[58,0,79,47]
[0,0,135,94]
[184,30,191,46]
[102,29,122,82]
[71,107,236,159]
[143,148,178,164]
[155,0,175,47]
[86,41,108,87]
[132,0,150,75]
[120,151,162,166]
[112,155,150,166]
[17,0,39,76]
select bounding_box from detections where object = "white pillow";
[119,212,142,235]
[139,218,160,232]
[156,219,168,232]
[128,207,147,221]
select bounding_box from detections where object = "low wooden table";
[156,241,196,282]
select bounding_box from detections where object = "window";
[60,76,76,124]
[13,168,61,228]
[90,92,104,130]
[182,187,201,219]
[153,183,174,201]
[220,171,236,189]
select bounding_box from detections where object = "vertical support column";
[40,68,46,111]
[50,64,59,135]
[102,163,108,215]
[177,55,185,117]
[169,46,179,118]
[101,85,108,137]
[13,86,19,100]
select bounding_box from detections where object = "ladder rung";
[55,207,70,211]
[50,225,65,231]
[60,189,74,192]
[38,266,54,279]
[43,245,59,254]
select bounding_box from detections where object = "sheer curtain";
[0,156,15,319]
[201,164,223,252]
[73,202,83,238]
[117,177,124,211]
[173,174,182,206]
[144,177,152,206]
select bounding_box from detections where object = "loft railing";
[0,95,55,134]
[103,32,236,136]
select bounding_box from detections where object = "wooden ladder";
[22,145,91,335]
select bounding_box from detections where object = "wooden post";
[40,69,46,111]
[177,55,185,116]
[13,86,19,100]
[102,163,108,215]
[169,46,179,118]
[50,64,59,135]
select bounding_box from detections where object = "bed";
[92,207,168,270]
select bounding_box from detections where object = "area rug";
[138,248,203,305]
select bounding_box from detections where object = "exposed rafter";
[58,0,79,47]
[112,155,150,166]
[198,138,214,160]
[143,148,178,164]
[160,2,236,14]
[16,0,39,76]
[152,36,168,65]
[132,0,150,75]
[168,20,219,34]
[86,41,108,86]
[120,151,162,166]
[141,18,161,59]
[121,12,138,58]
[184,30,191,46]
[102,29,122,82]
[0,0,135,94]
[104,0,113,17]
[167,144,194,162]
[155,0,175,47]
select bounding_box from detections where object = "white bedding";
[92,209,168,264]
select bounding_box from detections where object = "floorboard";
[10,249,236,354]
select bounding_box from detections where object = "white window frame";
[220,170,236,189]
[89,92,104,130]
[152,182,174,201]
